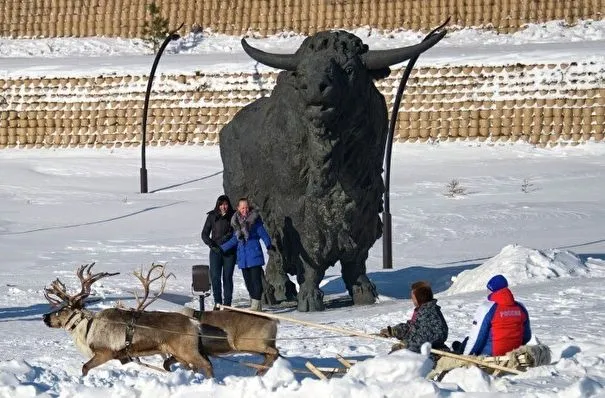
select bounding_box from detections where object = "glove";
[379,326,393,338]
[389,342,406,354]
[452,337,468,354]
[209,242,222,254]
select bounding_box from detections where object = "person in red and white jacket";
[459,275,532,356]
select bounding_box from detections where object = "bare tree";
[521,178,535,194]
[444,179,468,197]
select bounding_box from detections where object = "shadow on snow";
[0,295,136,321]
[150,171,222,193]
[0,202,184,236]
[322,263,480,300]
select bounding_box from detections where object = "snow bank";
[445,244,590,295]
[0,353,451,397]
[1,20,604,59]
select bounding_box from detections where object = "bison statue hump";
[220,30,446,311]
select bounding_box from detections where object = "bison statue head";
[241,30,445,128]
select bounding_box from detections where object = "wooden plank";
[336,354,352,368]
[305,361,328,380]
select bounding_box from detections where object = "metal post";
[198,295,205,312]
[140,26,183,193]
[382,19,449,269]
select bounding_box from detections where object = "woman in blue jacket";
[220,197,272,311]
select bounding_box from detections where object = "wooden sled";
[305,355,354,379]
[428,344,552,381]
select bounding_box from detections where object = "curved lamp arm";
[140,23,184,193]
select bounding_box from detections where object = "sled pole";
[218,305,523,375]
[430,349,523,375]
[132,357,169,373]
[217,305,395,343]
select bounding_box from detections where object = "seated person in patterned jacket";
[379,281,449,353]
[455,274,532,356]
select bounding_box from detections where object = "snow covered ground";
[1,20,604,77]
[1,143,605,397]
[1,20,605,397]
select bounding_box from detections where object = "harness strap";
[84,317,94,338]
[124,311,142,356]
[64,311,81,331]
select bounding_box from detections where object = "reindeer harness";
[123,310,142,355]
[64,309,94,336]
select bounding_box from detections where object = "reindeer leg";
[256,348,279,376]
[162,355,178,371]
[189,353,214,378]
[163,355,193,371]
[82,349,115,376]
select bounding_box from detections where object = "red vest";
[489,288,527,356]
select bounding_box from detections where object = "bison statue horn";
[241,24,447,72]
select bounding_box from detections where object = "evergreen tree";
[142,2,169,52]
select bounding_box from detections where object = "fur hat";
[487,274,508,292]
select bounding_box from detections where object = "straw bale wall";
[1,60,603,149]
[1,0,603,38]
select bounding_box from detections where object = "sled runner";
[428,344,552,381]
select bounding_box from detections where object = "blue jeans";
[209,250,236,306]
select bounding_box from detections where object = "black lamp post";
[140,26,183,194]
[382,19,449,269]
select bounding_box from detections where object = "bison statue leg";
[296,263,326,312]
[263,253,297,304]
[341,250,378,305]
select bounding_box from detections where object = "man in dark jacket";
[379,281,449,353]
[201,195,236,306]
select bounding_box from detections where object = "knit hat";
[486,274,508,292]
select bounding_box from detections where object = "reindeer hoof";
[163,356,178,371]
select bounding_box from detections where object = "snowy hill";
[446,244,591,295]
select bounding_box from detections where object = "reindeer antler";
[132,263,174,311]
[44,279,73,307]
[43,263,119,308]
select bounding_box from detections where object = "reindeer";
[42,263,214,377]
[164,307,280,375]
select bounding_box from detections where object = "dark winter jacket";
[201,195,235,248]
[390,299,449,353]
[220,208,272,269]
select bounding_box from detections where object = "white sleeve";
[463,301,494,355]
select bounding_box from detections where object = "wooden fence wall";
[1,0,603,38]
[0,1,603,149]
[1,60,603,149]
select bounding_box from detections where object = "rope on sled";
[90,318,367,341]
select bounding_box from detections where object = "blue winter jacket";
[220,213,272,269]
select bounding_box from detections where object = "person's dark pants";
[209,250,235,306]
[241,265,263,301]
